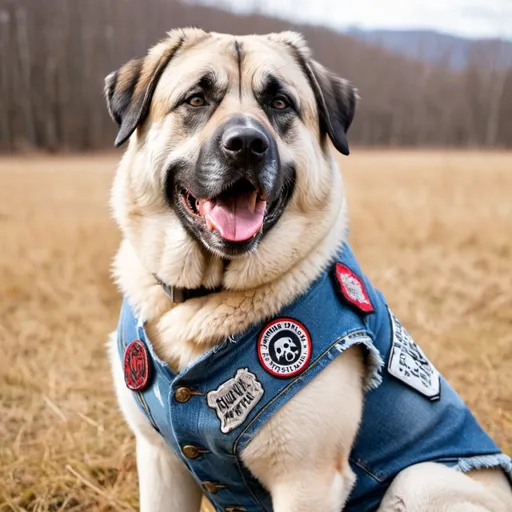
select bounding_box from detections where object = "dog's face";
[106,29,357,284]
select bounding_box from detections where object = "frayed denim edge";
[455,454,512,482]
[336,335,384,392]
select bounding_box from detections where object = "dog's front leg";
[377,463,512,512]
[109,333,202,511]
[242,346,365,511]
[269,470,356,512]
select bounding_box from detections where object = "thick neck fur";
[113,157,348,372]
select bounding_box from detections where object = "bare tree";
[0,0,510,152]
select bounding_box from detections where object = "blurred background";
[1,0,512,152]
[1,1,511,510]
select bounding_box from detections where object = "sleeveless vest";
[117,244,511,511]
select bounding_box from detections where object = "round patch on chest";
[258,318,312,377]
[124,340,150,391]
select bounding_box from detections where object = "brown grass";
[1,150,511,511]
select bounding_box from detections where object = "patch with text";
[387,309,440,400]
[207,369,264,434]
[258,318,312,377]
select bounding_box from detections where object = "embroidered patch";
[124,340,150,392]
[207,369,264,434]
[258,318,312,377]
[387,309,441,400]
[334,263,374,313]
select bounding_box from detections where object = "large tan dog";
[106,29,512,511]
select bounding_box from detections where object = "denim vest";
[117,244,511,512]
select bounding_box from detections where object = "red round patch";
[124,340,150,391]
[258,318,312,378]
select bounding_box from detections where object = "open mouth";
[179,179,268,243]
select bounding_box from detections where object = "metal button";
[182,445,200,459]
[225,507,247,512]
[202,481,226,494]
[175,387,192,403]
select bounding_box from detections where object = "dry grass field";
[1,150,511,511]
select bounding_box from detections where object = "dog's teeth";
[248,192,257,213]
[205,214,215,231]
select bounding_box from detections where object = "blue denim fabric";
[117,243,511,512]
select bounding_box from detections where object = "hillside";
[345,28,512,69]
[1,0,511,151]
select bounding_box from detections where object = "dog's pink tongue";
[203,191,266,242]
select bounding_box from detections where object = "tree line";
[0,0,511,152]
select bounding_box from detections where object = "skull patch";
[258,318,311,377]
[274,337,299,363]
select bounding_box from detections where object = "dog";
[105,28,512,511]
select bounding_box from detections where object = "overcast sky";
[193,0,512,39]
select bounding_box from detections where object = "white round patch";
[258,318,312,377]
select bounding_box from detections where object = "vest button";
[202,481,226,494]
[225,507,247,512]
[182,445,200,459]
[175,386,192,403]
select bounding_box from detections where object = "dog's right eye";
[271,96,290,111]
[186,94,207,107]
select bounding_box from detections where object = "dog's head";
[106,29,357,286]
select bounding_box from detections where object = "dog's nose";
[221,124,269,164]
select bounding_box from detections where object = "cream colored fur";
[107,29,512,511]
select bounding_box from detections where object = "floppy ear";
[305,60,358,156]
[104,36,184,147]
[275,31,358,155]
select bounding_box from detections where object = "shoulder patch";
[387,309,441,400]
[258,318,312,377]
[207,369,264,434]
[124,340,151,392]
[334,263,374,314]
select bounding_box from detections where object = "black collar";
[154,275,222,304]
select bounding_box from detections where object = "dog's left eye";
[271,96,290,111]
[186,94,207,107]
